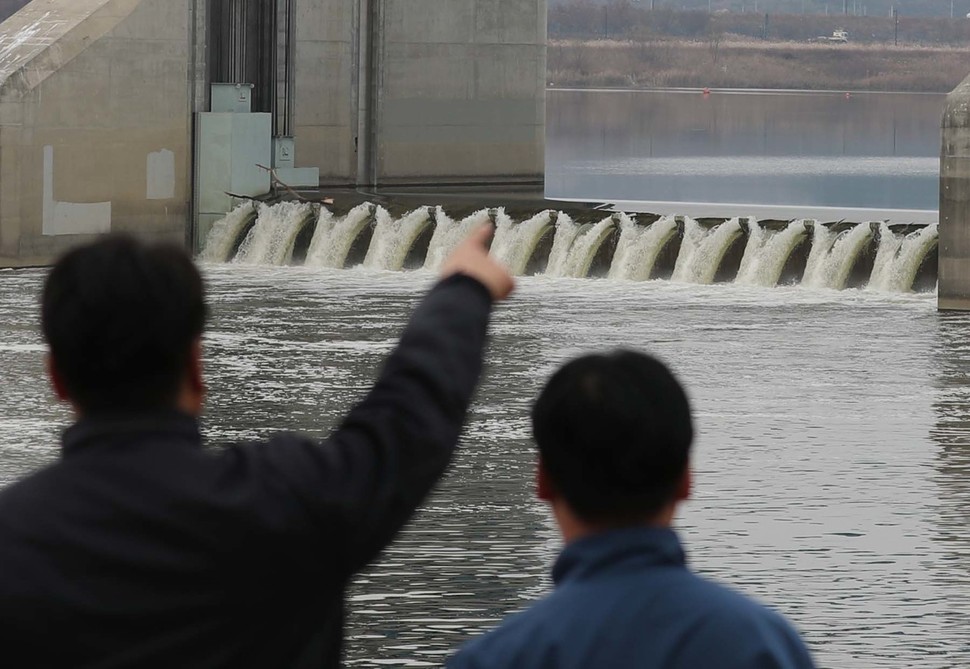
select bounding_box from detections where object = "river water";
[547,89,944,219]
[2,264,969,667]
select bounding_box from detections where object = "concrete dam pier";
[0,0,545,264]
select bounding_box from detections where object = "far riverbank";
[548,39,970,93]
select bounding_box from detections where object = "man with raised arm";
[449,351,815,669]
[0,224,513,668]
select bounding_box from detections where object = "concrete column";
[940,73,970,310]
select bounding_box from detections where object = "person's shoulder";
[687,571,793,624]
[677,572,815,667]
[0,459,66,509]
[447,593,567,669]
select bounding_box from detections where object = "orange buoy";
[702,87,711,96]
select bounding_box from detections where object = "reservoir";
[1,265,968,668]
[546,88,943,218]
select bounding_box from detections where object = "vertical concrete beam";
[941,73,970,310]
[356,0,381,187]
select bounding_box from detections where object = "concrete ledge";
[0,254,49,268]
[939,296,970,311]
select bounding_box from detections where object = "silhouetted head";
[41,235,206,416]
[532,350,693,529]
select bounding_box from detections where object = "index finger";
[466,222,494,248]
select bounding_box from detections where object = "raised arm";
[240,224,514,575]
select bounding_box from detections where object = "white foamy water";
[543,214,581,277]
[490,210,553,275]
[234,201,314,265]
[423,209,491,272]
[608,215,679,281]
[545,216,616,278]
[363,208,432,271]
[868,223,939,293]
[304,204,374,269]
[201,202,937,293]
[735,220,809,287]
[671,218,744,284]
[199,202,255,262]
[803,222,875,290]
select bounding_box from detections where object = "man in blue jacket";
[0,224,513,668]
[449,351,815,669]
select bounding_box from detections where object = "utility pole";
[763,13,769,40]
[893,6,898,46]
[843,0,847,14]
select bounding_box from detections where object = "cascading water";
[203,201,937,293]
[304,204,374,269]
[362,207,433,271]
[423,209,492,271]
[802,223,874,290]
[544,214,581,277]
[735,220,809,287]
[234,202,315,265]
[490,211,554,275]
[608,216,679,281]
[199,202,255,262]
[671,218,744,285]
[868,223,939,292]
[546,216,617,279]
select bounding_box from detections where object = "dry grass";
[548,39,970,92]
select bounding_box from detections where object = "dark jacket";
[448,527,815,669]
[0,274,492,669]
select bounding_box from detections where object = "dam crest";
[201,202,939,293]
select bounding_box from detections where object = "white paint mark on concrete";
[146,149,175,200]
[43,145,111,236]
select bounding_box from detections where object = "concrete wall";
[292,0,357,182]
[375,0,546,184]
[940,73,970,310]
[0,0,198,265]
[291,0,546,186]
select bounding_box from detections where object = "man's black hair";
[41,235,206,415]
[532,350,693,524]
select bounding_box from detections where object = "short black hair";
[41,235,206,415]
[532,350,693,524]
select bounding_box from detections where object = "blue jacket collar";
[552,526,686,586]
[62,410,201,456]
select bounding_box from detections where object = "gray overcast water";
[2,264,970,667]
[547,89,943,213]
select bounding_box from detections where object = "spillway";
[199,202,939,293]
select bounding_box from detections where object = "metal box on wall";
[194,112,272,249]
[210,83,254,113]
[273,137,295,169]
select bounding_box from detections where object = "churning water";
[2,264,970,667]
[202,203,939,293]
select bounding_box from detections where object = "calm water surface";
[547,89,943,215]
[2,265,969,668]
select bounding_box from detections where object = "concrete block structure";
[0,0,197,265]
[0,0,546,265]
[941,73,970,310]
